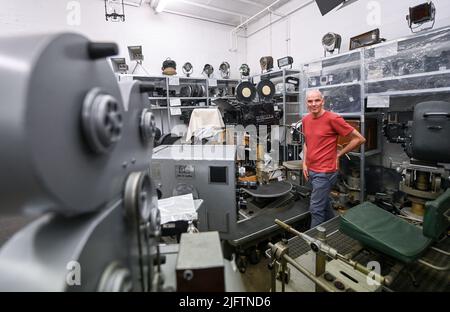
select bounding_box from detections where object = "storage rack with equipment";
[251,68,302,162]
[208,78,240,102]
[363,25,450,219]
[300,25,450,204]
[118,74,233,135]
[118,74,169,133]
[302,49,375,203]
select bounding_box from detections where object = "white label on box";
[306,61,322,74]
[119,74,133,82]
[208,79,217,87]
[170,107,182,115]
[367,95,390,108]
[374,42,398,59]
[169,77,180,86]
[170,98,181,106]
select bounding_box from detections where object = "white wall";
[3,0,450,81]
[244,0,450,74]
[0,0,245,79]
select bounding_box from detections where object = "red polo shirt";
[302,111,354,173]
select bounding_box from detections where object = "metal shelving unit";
[208,78,240,107]
[301,49,367,201]
[174,105,211,109]
[299,25,450,202]
[306,81,361,90]
[251,68,302,161]
[118,74,170,133]
[364,26,450,99]
[117,74,240,135]
[147,96,167,100]
[172,97,208,100]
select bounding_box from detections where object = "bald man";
[302,90,366,228]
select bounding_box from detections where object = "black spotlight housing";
[239,64,250,78]
[219,62,231,79]
[407,1,436,33]
[182,62,193,77]
[202,64,214,78]
[277,56,294,69]
[322,32,342,56]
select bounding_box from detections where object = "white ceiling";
[153,0,291,27]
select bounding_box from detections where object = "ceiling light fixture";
[104,0,126,22]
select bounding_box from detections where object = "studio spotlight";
[407,1,436,33]
[322,32,342,56]
[219,62,231,79]
[182,62,193,77]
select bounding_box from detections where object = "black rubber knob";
[310,243,319,253]
[334,280,345,290]
[140,83,155,93]
[324,272,335,282]
[88,42,118,59]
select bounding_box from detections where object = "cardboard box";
[176,232,225,292]
[338,119,378,152]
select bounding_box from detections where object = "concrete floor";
[239,256,272,292]
[229,251,317,292]
[237,251,320,292]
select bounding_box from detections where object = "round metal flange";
[140,109,156,144]
[192,84,199,97]
[97,261,132,292]
[124,171,153,222]
[82,87,123,154]
[179,85,192,97]
[198,85,205,97]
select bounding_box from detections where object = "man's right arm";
[302,143,309,180]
